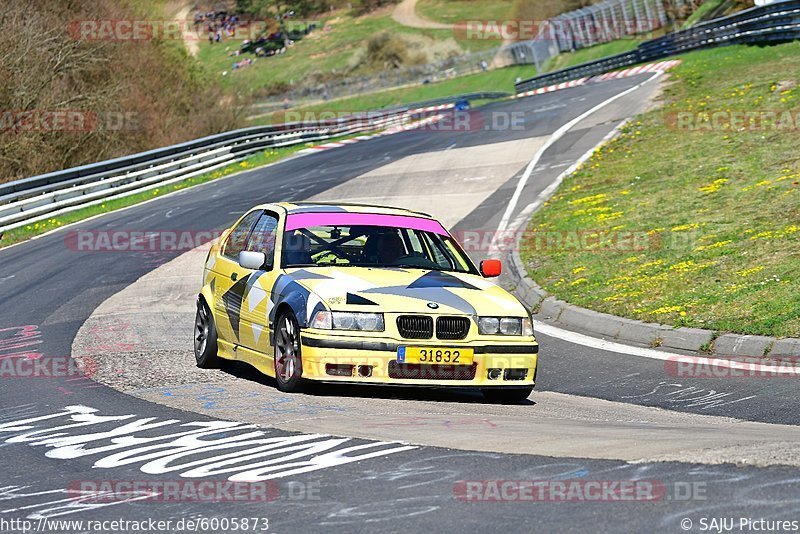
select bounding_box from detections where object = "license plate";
[397,346,474,365]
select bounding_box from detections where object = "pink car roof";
[285,212,448,236]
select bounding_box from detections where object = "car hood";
[282,266,527,316]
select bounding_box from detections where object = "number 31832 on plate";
[397,346,474,365]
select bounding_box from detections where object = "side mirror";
[238,250,267,270]
[480,259,502,278]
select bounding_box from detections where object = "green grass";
[545,38,643,72]
[0,135,359,249]
[417,0,513,24]
[521,42,800,337]
[199,9,497,96]
[251,64,534,122]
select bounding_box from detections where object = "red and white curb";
[514,60,681,99]
[515,77,589,98]
[589,59,681,82]
[408,103,455,114]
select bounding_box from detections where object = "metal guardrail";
[0,88,515,237]
[0,109,422,234]
[515,0,800,93]
[507,0,686,73]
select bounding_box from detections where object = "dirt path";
[392,0,452,29]
[392,0,514,68]
[176,2,200,57]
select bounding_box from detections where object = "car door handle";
[231,273,238,282]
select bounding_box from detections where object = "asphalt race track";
[2,74,799,533]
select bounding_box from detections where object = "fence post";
[643,0,655,31]
[655,0,668,27]
[633,0,642,33]
[622,0,632,36]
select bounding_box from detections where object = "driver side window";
[223,211,261,260]
[246,212,279,268]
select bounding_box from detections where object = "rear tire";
[194,297,221,368]
[274,311,304,393]
[481,387,533,404]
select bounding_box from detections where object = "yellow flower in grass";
[694,239,731,252]
[569,193,608,206]
[669,260,696,272]
[649,305,683,315]
[572,266,586,274]
[671,223,699,232]
[724,283,745,294]
[570,278,588,286]
[608,275,632,284]
[698,178,728,193]
[749,231,773,240]
[596,211,623,222]
[736,266,764,277]
[639,259,664,270]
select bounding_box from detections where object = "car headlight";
[478,316,534,336]
[310,311,385,332]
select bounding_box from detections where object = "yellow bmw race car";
[195,202,539,403]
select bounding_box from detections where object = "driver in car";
[376,232,405,264]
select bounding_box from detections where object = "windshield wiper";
[392,264,448,272]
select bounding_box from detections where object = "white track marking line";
[505,117,632,235]
[492,70,663,255]
[535,320,800,375]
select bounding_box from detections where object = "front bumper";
[299,332,538,387]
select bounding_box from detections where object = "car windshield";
[281,222,476,273]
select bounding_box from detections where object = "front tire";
[481,387,533,404]
[274,311,303,392]
[194,297,221,368]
